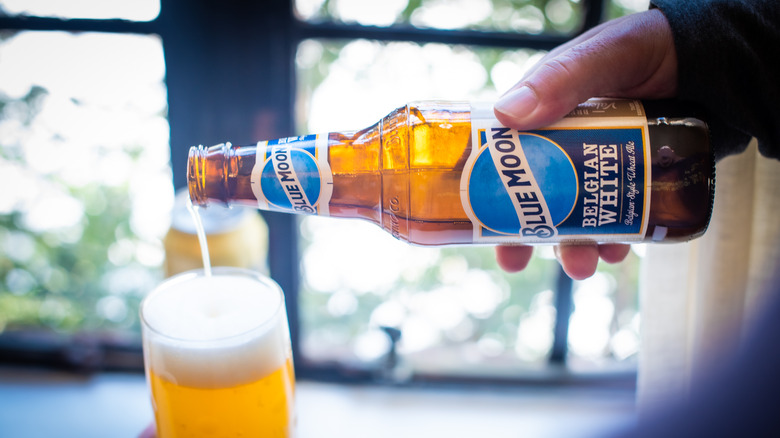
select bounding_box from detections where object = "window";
[294,0,651,382]
[294,0,584,34]
[0,0,160,21]
[0,0,649,380]
[0,3,166,369]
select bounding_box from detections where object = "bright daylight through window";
[0,0,650,379]
[294,0,649,378]
[295,0,583,34]
[0,0,160,21]
[0,10,169,335]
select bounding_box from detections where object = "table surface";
[0,367,637,438]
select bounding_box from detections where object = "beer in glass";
[140,267,294,437]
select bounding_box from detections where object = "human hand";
[493,9,677,279]
[496,244,631,280]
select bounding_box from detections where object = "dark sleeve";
[651,0,780,161]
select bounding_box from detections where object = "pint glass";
[140,267,295,437]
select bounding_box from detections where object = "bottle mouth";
[187,145,207,207]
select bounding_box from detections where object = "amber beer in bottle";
[188,99,714,246]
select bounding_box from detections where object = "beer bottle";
[187,98,714,246]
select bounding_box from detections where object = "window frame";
[0,0,635,387]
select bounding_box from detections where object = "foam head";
[141,269,289,389]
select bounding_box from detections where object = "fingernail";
[494,86,538,120]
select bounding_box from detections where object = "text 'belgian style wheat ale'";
[140,267,295,438]
[188,99,714,245]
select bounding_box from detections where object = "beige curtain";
[637,139,780,413]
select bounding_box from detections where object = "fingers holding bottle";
[496,243,630,280]
[491,9,676,279]
[494,9,678,131]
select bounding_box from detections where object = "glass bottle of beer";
[188,98,714,246]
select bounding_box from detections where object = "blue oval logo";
[468,132,577,236]
[260,147,321,213]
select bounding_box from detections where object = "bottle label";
[461,98,651,243]
[251,134,333,216]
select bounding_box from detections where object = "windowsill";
[0,366,637,438]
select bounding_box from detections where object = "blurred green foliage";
[300,0,584,34]
[294,0,645,369]
[0,86,161,335]
[0,0,644,371]
[297,0,647,35]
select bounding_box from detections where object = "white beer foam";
[142,274,289,389]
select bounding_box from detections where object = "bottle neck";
[188,143,233,207]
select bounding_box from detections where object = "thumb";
[494,9,677,130]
